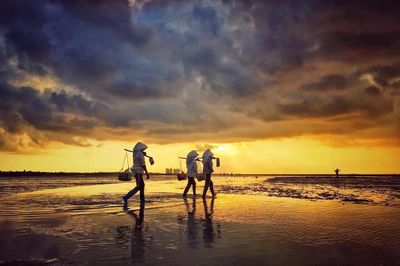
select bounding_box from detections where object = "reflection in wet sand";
[202,198,221,248]
[179,198,222,250]
[1,176,400,264]
[128,203,147,264]
[116,203,153,264]
[183,198,199,249]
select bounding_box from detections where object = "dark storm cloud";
[230,0,316,74]
[361,62,400,89]
[0,0,399,150]
[192,4,220,36]
[183,47,261,97]
[308,3,400,66]
[364,86,381,97]
[59,0,152,46]
[278,96,353,118]
[0,1,51,69]
[0,0,174,100]
[277,95,393,119]
[0,83,101,134]
[300,74,346,91]
[48,90,99,115]
[315,31,400,62]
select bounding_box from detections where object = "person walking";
[123,142,151,209]
[202,149,216,198]
[335,168,340,178]
[183,150,198,198]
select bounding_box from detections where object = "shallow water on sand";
[0,175,400,265]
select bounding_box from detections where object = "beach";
[1,175,400,265]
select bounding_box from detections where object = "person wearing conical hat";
[202,149,216,198]
[122,142,150,209]
[183,150,199,198]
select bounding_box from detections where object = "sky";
[0,0,399,173]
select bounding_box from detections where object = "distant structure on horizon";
[165,168,180,174]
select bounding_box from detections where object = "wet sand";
[0,176,400,265]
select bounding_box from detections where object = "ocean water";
[0,175,399,265]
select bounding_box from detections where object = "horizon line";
[0,170,399,176]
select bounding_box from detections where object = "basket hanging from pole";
[118,151,132,181]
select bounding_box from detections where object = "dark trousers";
[183,176,196,196]
[202,174,215,196]
[124,174,145,203]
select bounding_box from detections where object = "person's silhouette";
[202,149,216,198]
[183,150,198,198]
[335,168,340,178]
[123,142,151,209]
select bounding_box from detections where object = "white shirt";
[186,160,198,177]
[131,151,145,174]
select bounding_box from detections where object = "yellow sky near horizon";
[1,138,399,174]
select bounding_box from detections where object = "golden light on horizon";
[1,138,399,174]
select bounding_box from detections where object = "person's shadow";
[202,198,221,248]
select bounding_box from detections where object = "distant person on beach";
[123,142,151,209]
[183,150,198,198]
[202,149,216,198]
[335,168,340,178]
